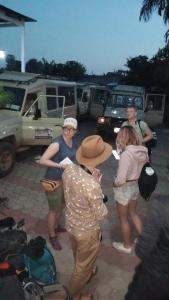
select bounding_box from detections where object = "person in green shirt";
[122,105,153,158]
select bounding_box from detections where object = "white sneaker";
[112,242,132,254]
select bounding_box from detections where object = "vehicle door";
[144,93,166,127]
[77,88,89,115]
[90,88,107,119]
[21,93,63,145]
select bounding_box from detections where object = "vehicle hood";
[0,110,20,125]
[125,145,148,162]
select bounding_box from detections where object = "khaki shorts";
[113,181,139,206]
[46,185,64,212]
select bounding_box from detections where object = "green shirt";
[122,120,149,140]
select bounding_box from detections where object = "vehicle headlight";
[114,127,120,133]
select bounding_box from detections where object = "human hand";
[92,168,102,183]
[60,164,69,170]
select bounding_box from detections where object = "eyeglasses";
[63,127,76,132]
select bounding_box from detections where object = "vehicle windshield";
[108,94,143,110]
[1,86,25,111]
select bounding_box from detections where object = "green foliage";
[140,0,169,43]
[0,87,11,108]
[5,55,86,81]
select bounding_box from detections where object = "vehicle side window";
[58,86,75,106]
[77,88,83,101]
[23,93,37,115]
[46,88,57,110]
[93,89,106,104]
[147,95,163,111]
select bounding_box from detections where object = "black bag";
[0,229,27,262]
[138,162,158,201]
[138,121,157,148]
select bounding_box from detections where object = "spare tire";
[0,142,16,178]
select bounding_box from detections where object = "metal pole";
[21,23,25,72]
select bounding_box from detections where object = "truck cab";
[97,84,165,136]
[97,85,145,135]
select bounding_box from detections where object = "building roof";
[0,5,36,27]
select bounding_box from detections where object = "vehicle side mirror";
[33,108,41,120]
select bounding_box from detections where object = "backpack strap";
[137,120,144,138]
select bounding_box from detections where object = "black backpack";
[0,229,27,262]
[138,162,158,201]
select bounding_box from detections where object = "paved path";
[0,120,169,300]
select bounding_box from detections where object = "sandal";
[49,236,62,251]
[86,266,98,284]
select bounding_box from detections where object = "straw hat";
[76,135,112,167]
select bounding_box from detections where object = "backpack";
[24,237,57,285]
[138,162,158,201]
[0,229,27,262]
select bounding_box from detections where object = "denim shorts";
[46,185,64,211]
[113,181,139,206]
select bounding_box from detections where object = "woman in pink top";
[112,126,148,254]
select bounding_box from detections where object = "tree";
[140,0,169,42]
[0,87,11,108]
[5,54,21,72]
[125,55,153,87]
[26,58,43,74]
[62,61,86,80]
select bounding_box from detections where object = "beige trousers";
[68,229,101,297]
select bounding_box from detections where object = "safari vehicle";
[77,83,110,118]
[97,84,166,136]
[0,71,77,177]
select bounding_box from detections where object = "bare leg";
[128,200,142,234]
[48,210,60,237]
[116,203,132,248]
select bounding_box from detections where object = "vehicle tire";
[0,142,16,178]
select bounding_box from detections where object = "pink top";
[114,145,148,186]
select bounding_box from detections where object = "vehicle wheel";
[0,143,16,178]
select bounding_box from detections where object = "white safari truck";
[97,84,166,135]
[0,71,77,177]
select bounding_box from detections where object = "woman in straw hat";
[39,118,78,250]
[62,135,112,300]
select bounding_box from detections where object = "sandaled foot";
[49,236,62,250]
[87,266,98,284]
[92,266,98,275]
[55,225,67,234]
[112,242,132,254]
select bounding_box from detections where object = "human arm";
[113,151,130,186]
[140,121,153,143]
[39,143,62,168]
[136,199,161,260]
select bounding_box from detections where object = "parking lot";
[0,119,169,300]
